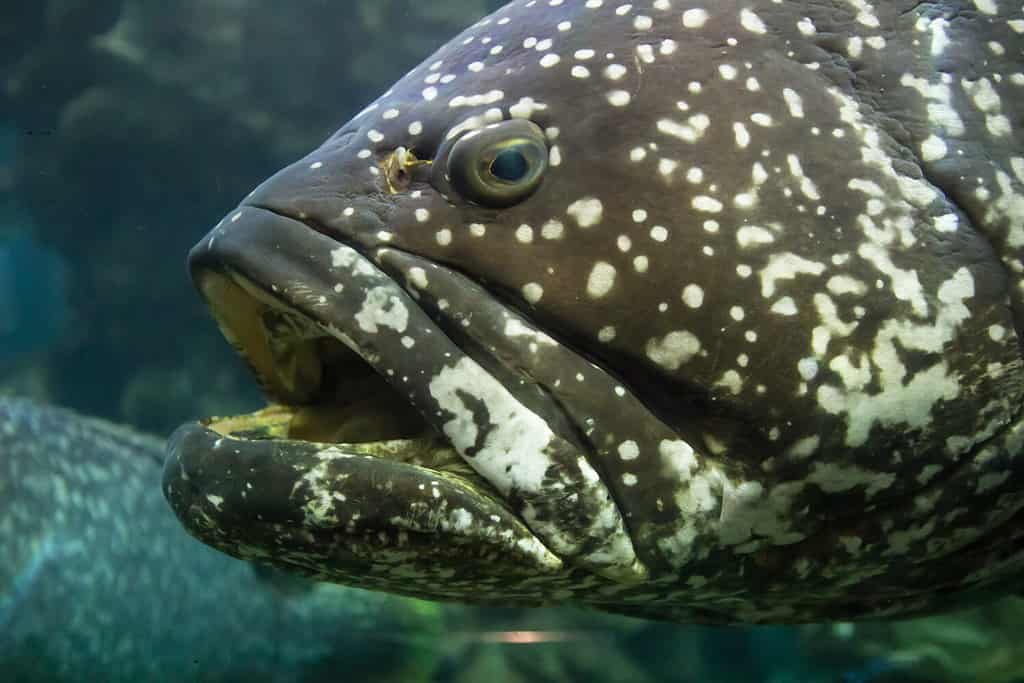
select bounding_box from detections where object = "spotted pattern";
[173,0,1024,624]
[2,399,403,678]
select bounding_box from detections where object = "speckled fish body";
[165,0,1024,624]
[0,398,432,680]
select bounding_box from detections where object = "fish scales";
[166,0,1024,623]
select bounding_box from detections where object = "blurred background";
[1,1,1021,681]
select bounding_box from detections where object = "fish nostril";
[384,146,433,194]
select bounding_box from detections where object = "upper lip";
[189,204,424,408]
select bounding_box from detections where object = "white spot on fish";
[771,296,799,316]
[972,0,997,15]
[682,284,705,308]
[682,8,709,28]
[921,135,948,161]
[607,90,632,106]
[586,262,617,298]
[734,122,751,148]
[783,88,804,118]
[618,441,640,461]
[408,268,429,289]
[541,219,565,240]
[567,198,604,227]
[798,358,819,380]
[740,9,767,34]
[523,282,544,304]
[646,331,702,369]
[692,196,723,213]
[355,287,409,334]
[509,97,548,119]
[605,64,628,80]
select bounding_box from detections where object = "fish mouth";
[188,252,435,449]
[163,205,571,590]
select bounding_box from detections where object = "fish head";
[166,0,1024,623]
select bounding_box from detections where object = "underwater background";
[1,1,1022,681]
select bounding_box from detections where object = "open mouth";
[185,202,477,453]
[164,200,598,582]
[183,205,571,490]
[165,204,646,585]
[163,205,579,585]
[181,203,523,499]
[194,268,441,457]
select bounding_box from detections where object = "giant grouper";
[163,0,1024,624]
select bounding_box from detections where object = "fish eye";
[446,120,548,208]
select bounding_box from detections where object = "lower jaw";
[161,412,567,586]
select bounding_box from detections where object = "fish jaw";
[171,205,646,586]
[163,421,567,598]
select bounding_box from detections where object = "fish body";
[167,0,1024,623]
[0,397,438,681]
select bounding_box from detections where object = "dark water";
[0,2,1020,681]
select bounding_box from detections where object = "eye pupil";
[490,149,530,182]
